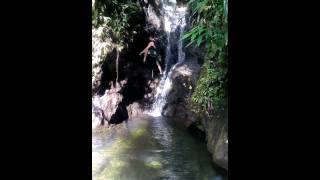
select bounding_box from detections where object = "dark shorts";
[145,56,157,69]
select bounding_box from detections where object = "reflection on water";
[92,115,227,180]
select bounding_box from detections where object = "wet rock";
[92,25,113,94]
[160,60,228,170]
[162,103,174,117]
[146,2,161,29]
[97,85,124,124]
[126,102,144,118]
[185,43,206,65]
[141,77,161,108]
[109,101,129,124]
[201,114,228,170]
[162,61,201,121]
[141,0,162,27]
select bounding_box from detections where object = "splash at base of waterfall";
[147,64,178,117]
[149,78,172,116]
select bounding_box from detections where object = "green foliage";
[93,0,144,83]
[183,0,228,114]
[93,0,143,46]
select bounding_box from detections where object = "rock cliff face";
[201,113,228,170]
[142,0,229,170]
[92,25,113,95]
[92,0,160,127]
[161,61,201,123]
[161,61,228,170]
[92,83,124,128]
[159,49,228,170]
[92,0,228,170]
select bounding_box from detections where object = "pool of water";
[92,115,227,180]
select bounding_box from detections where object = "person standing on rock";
[139,37,163,76]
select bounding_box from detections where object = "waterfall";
[92,0,188,128]
[149,0,187,116]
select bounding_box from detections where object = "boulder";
[127,102,144,118]
[161,61,201,122]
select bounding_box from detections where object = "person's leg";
[145,56,152,79]
[156,59,163,75]
[143,52,148,63]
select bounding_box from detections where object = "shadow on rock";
[109,101,129,124]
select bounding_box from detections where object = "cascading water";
[92,2,228,178]
[149,0,187,116]
[92,0,188,127]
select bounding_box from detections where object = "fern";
[183,0,228,114]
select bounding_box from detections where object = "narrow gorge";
[92,0,228,179]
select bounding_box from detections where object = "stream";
[92,115,227,180]
[92,1,227,179]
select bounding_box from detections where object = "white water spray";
[149,0,187,116]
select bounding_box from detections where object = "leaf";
[188,0,196,5]
[198,26,205,35]
[181,32,193,41]
[186,40,195,47]
[197,35,203,46]
[191,33,198,41]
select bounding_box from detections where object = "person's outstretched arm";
[139,42,155,55]
[139,41,155,62]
